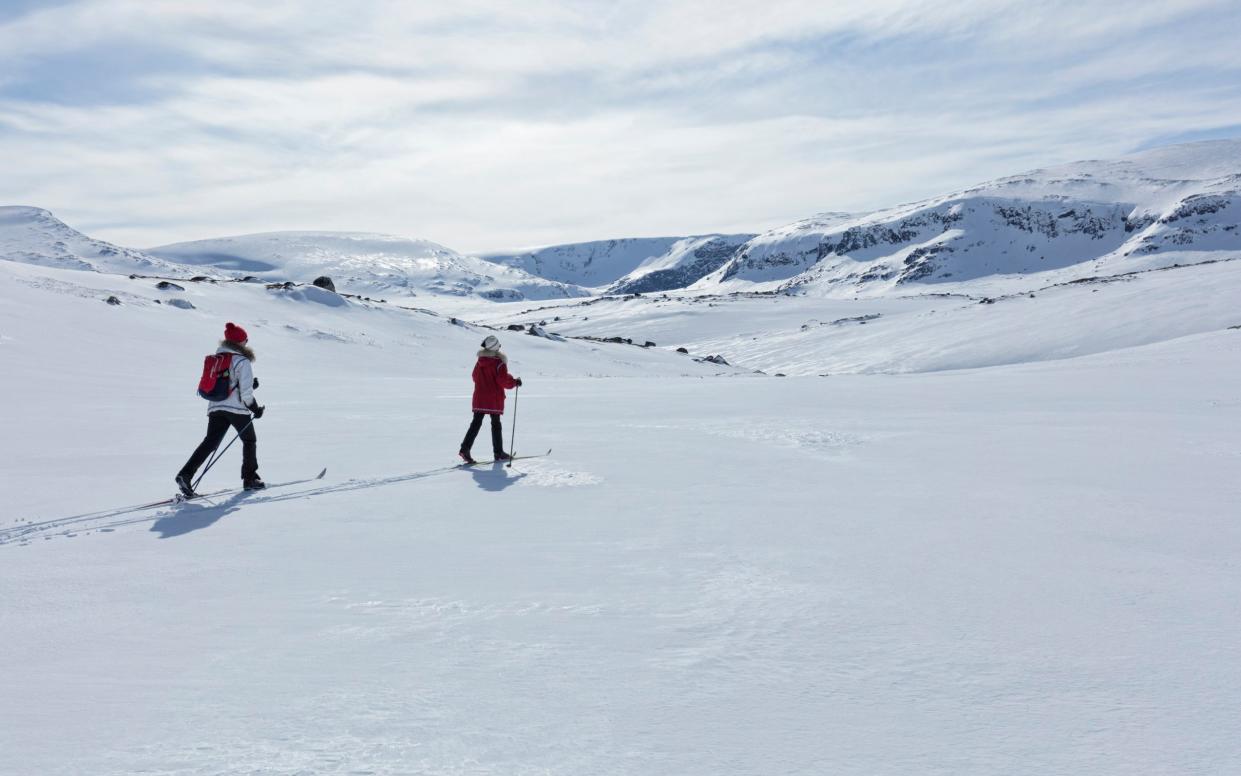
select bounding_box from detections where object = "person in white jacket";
[176,322,266,496]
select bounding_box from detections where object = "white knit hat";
[481,335,500,350]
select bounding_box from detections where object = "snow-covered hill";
[478,255,1241,375]
[147,231,591,302]
[699,140,1241,296]
[0,206,196,277]
[481,234,755,291]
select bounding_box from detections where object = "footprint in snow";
[514,461,602,488]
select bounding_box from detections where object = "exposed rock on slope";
[699,140,1241,296]
[482,234,754,291]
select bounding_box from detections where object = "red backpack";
[197,353,235,401]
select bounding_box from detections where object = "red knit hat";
[224,322,248,343]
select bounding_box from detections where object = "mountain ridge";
[479,234,757,292]
[695,139,1241,296]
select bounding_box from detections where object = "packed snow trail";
[1,460,550,546]
[3,454,556,546]
[0,469,326,546]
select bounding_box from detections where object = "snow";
[4,253,1240,775]
[481,234,755,291]
[0,206,194,277]
[4,140,1241,774]
[148,231,591,302]
[691,140,1241,297]
[469,142,1241,301]
[477,255,1241,375]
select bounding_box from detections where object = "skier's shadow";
[468,462,526,492]
[149,492,250,539]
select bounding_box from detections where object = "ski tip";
[316,468,328,479]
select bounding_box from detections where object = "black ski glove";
[252,377,260,389]
[514,378,523,387]
[248,403,266,419]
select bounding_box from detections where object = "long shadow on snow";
[3,463,504,546]
[150,492,250,539]
[467,461,526,492]
[241,464,466,508]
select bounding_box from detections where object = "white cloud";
[1,0,1239,250]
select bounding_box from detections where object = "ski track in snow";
[1,465,465,546]
[1,457,603,546]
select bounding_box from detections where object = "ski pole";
[193,419,254,490]
[507,386,519,469]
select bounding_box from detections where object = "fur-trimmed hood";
[220,340,256,362]
[477,348,507,363]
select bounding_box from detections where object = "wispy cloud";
[1,0,1239,250]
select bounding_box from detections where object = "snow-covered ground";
[3,247,1241,774]
[4,139,1241,774]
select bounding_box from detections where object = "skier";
[459,335,522,464]
[175,322,266,496]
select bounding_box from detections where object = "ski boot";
[174,474,197,500]
[459,450,478,465]
[243,477,267,491]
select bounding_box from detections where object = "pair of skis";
[146,468,328,509]
[459,448,552,466]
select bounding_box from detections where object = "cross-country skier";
[459,335,522,464]
[175,322,266,496]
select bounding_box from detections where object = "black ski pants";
[461,411,504,456]
[179,411,258,482]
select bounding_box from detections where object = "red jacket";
[472,351,517,414]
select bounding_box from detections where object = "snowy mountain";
[147,231,591,302]
[0,206,196,277]
[699,140,1241,296]
[481,234,755,291]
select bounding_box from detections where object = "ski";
[460,449,552,466]
[172,468,329,504]
[2,469,330,546]
[140,486,234,510]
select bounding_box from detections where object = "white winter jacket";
[208,344,257,416]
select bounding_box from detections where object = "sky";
[2,0,1240,253]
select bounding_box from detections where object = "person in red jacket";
[459,335,522,464]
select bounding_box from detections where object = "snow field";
[3,251,1240,773]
